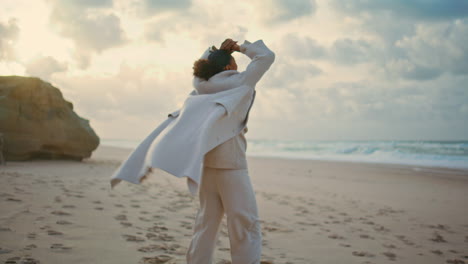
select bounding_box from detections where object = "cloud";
[118,0,192,19]
[0,18,19,61]
[25,56,68,80]
[262,58,323,90]
[51,62,193,139]
[382,59,442,81]
[334,0,468,21]
[331,0,468,48]
[280,33,326,59]
[396,19,468,76]
[144,12,248,46]
[330,38,374,65]
[64,0,113,8]
[317,76,468,123]
[48,0,127,68]
[256,0,317,23]
[143,0,191,14]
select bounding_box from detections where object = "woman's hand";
[220,38,240,53]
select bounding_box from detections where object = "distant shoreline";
[98,138,468,171]
[94,144,468,175]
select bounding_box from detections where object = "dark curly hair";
[193,49,232,81]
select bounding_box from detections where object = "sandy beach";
[1,145,467,264]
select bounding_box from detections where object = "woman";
[186,38,275,264]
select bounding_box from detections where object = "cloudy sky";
[1,0,467,141]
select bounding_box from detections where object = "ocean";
[101,139,468,170]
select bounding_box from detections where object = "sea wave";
[101,139,468,170]
[248,140,468,169]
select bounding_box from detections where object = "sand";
[1,145,467,264]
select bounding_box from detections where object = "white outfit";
[109,84,253,195]
[186,40,275,264]
[203,126,248,169]
[109,39,275,264]
[186,167,261,264]
[109,40,274,196]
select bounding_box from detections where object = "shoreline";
[95,144,468,175]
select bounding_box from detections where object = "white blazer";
[110,40,275,196]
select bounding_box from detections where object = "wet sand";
[1,145,467,264]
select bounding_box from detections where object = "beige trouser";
[186,166,262,264]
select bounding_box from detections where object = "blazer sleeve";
[239,40,276,87]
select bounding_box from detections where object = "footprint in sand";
[446,259,465,264]
[377,206,404,216]
[427,223,449,230]
[5,256,40,264]
[47,229,64,236]
[296,221,320,227]
[114,203,125,208]
[261,220,293,233]
[114,214,127,221]
[138,244,165,253]
[430,232,447,243]
[56,220,73,225]
[382,251,397,261]
[139,216,152,222]
[373,225,391,233]
[122,234,145,242]
[395,235,415,246]
[146,232,175,242]
[148,224,168,232]
[352,251,375,258]
[152,214,165,220]
[27,232,37,239]
[138,243,181,254]
[328,234,345,240]
[382,243,397,249]
[120,221,132,227]
[430,249,443,255]
[23,244,37,250]
[0,247,12,254]
[359,234,374,240]
[62,205,76,209]
[5,197,22,202]
[180,221,192,230]
[362,220,375,225]
[50,243,72,251]
[51,210,72,216]
[139,255,172,264]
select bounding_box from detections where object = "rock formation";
[0,133,5,164]
[0,76,99,161]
